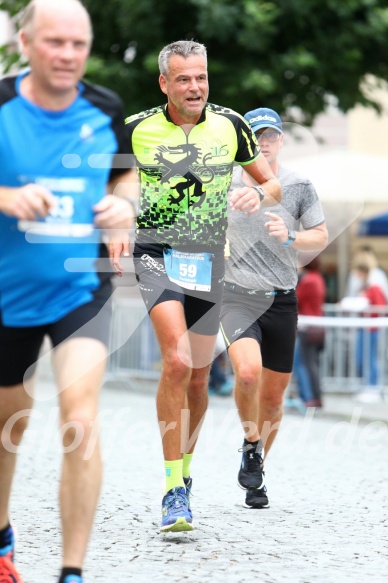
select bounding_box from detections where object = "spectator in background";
[208,331,234,396]
[208,352,234,396]
[346,245,388,301]
[290,265,315,408]
[292,338,315,406]
[295,257,326,408]
[354,262,387,403]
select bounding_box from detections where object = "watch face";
[254,186,265,202]
[289,230,296,241]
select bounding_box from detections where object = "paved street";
[10,378,388,582]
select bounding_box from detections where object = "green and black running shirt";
[125,103,260,248]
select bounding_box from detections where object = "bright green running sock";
[182,453,194,479]
[164,459,184,493]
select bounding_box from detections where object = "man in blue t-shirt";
[0,1,133,582]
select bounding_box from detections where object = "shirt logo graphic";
[80,124,94,140]
[154,143,214,208]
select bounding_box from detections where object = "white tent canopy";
[284,150,388,203]
[284,150,388,298]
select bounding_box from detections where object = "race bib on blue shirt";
[17,176,98,240]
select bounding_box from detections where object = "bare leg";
[228,338,262,442]
[53,337,107,568]
[184,331,215,453]
[258,368,291,456]
[0,383,34,529]
[229,338,268,505]
[151,301,192,460]
[151,302,216,460]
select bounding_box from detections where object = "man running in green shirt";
[111,40,281,532]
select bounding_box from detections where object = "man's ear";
[18,30,30,59]
[159,74,168,95]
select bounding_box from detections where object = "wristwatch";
[252,185,265,203]
[283,229,296,247]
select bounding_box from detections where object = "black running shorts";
[133,243,225,336]
[220,287,298,372]
[0,279,113,387]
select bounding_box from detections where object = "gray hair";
[158,40,207,77]
[19,0,92,39]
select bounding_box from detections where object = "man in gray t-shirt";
[225,164,325,290]
[219,107,328,509]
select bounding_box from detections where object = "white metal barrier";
[107,298,388,394]
[106,297,161,388]
[300,304,388,393]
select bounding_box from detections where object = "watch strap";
[283,229,296,247]
[252,185,265,203]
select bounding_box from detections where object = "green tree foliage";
[1,0,388,122]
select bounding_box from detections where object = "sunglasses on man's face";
[255,130,281,143]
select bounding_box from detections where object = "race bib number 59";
[163,248,213,291]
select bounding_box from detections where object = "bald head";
[20,0,92,41]
[18,0,93,107]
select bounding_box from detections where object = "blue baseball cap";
[244,107,283,134]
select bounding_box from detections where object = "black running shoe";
[237,440,265,490]
[244,485,270,509]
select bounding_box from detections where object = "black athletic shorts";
[133,242,225,336]
[220,285,298,373]
[0,278,113,387]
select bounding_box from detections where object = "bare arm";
[0,184,55,219]
[93,169,140,276]
[264,211,328,251]
[242,155,282,206]
[288,223,328,251]
[107,168,140,207]
[93,169,139,230]
[229,155,282,214]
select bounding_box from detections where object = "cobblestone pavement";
[10,379,388,582]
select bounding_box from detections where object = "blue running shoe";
[183,477,193,518]
[0,525,15,563]
[183,477,193,496]
[161,487,193,532]
[0,525,24,583]
[63,576,83,583]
